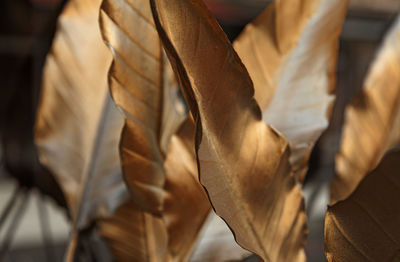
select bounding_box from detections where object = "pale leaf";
[234,0,349,179]
[151,0,308,261]
[331,16,400,204]
[325,150,400,262]
[35,0,127,231]
[189,212,251,262]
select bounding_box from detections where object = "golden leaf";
[325,150,400,261]
[98,199,170,262]
[234,0,349,179]
[100,0,213,260]
[98,117,211,262]
[151,0,308,261]
[100,0,186,215]
[35,0,127,232]
[163,117,211,261]
[331,16,400,204]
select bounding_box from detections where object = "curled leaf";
[163,117,211,261]
[98,199,170,262]
[151,0,308,260]
[234,0,349,179]
[331,16,400,204]
[100,0,186,215]
[100,0,211,257]
[35,0,127,231]
[99,117,211,262]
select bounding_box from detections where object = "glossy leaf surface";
[35,0,127,231]
[331,16,400,204]
[99,117,211,262]
[100,0,186,215]
[325,150,400,262]
[151,0,308,260]
[234,0,349,179]
[100,0,213,260]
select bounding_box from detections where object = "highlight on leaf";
[97,199,170,262]
[234,0,349,180]
[325,150,400,262]
[98,116,212,262]
[331,15,400,204]
[189,212,251,262]
[35,0,127,238]
[151,0,308,260]
[99,1,214,260]
[100,0,186,215]
[24,0,400,260]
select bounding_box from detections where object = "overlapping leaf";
[163,118,211,261]
[234,0,349,179]
[98,117,211,262]
[100,1,212,259]
[189,212,251,262]
[331,15,400,204]
[151,0,307,260]
[98,199,170,262]
[100,0,186,215]
[325,150,400,261]
[35,0,127,234]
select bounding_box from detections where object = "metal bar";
[0,186,21,233]
[349,0,400,14]
[37,195,55,262]
[0,189,29,261]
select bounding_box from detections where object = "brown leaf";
[331,16,400,204]
[325,150,400,262]
[100,0,213,260]
[234,0,349,179]
[100,0,186,215]
[151,0,308,261]
[163,117,211,261]
[35,0,127,231]
[98,117,211,262]
[98,199,170,262]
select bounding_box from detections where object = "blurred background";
[0,0,399,261]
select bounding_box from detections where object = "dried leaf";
[325,150,400,262]
[331,16,400,204]
[98,117,211,262]
[100,0,186,215]
[234,0,349,179]
[98,199,170,262]
[35,0,127,232]
[100,1,215,260]
[163,117,211,261]
[151,0,307,261]
[172,120,251,261]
